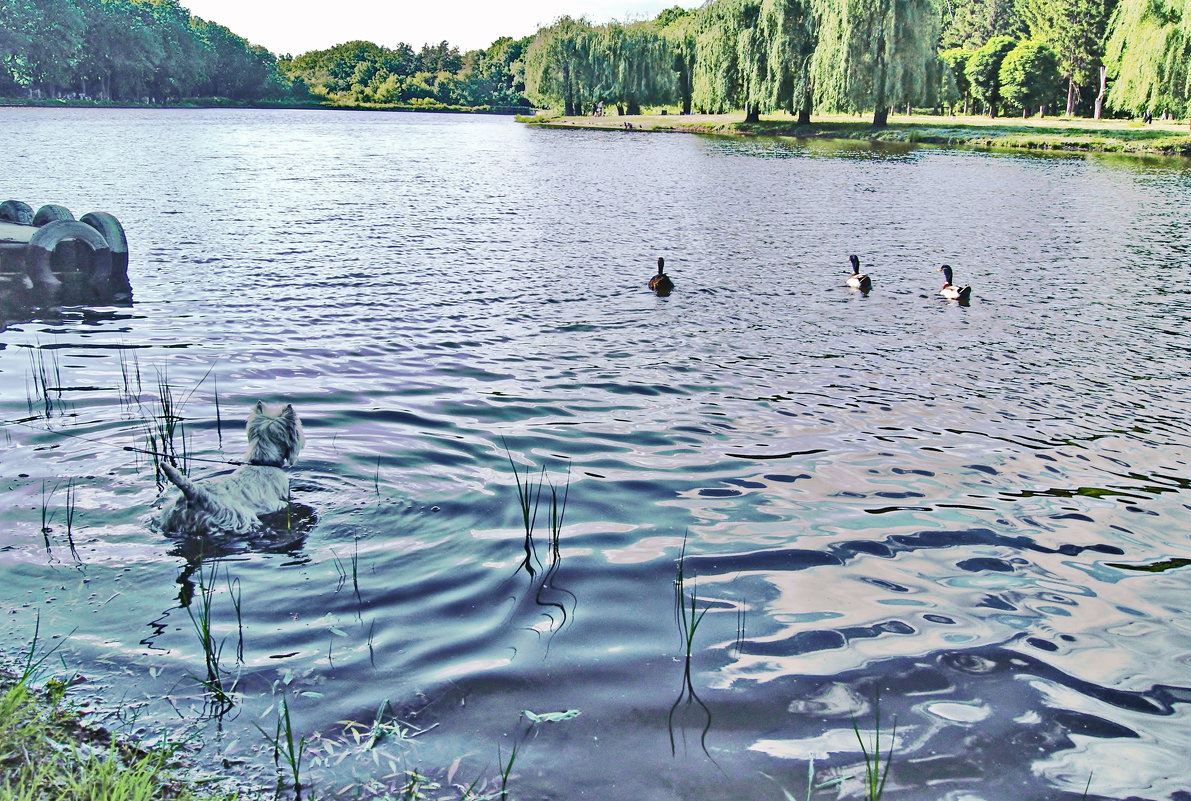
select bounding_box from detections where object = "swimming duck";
[846,254,872,291]
[938,264,972,301]
[649,257,674,295]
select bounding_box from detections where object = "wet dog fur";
[155,401,304,535]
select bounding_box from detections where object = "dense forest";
[1,0,1188,121]
[0,0,298,102]
[0,0,530,108]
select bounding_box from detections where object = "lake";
[1,107,1189,801]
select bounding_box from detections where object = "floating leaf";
[523,708,580,723]
[300,691,325,698]
[329,627,349,637]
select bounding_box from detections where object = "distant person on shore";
[1143,109,1153,124]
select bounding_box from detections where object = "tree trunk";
[682,95,691,115]
[626,101,640,115]
[873,106,889,127]
[797,106,811,125]
[616,105,624,116]
[744,104,760,123]
[563,64,574,116]
[1093,65,1106,120]
[1065,76,1075,116]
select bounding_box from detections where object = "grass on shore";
[0,625,234,801]
[521,109,1191,158]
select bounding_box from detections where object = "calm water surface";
[1,108,1189,801]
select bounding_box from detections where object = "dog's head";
[245,401,305,466]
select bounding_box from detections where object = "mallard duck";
[846,254,872,291]
[649,257,674,295]
[938,264,972,301]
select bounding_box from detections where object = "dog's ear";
[254,400,266,414]
[280,404,295,420]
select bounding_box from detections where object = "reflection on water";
[0,108,1189,801]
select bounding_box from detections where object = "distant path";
[522,111,1191,158]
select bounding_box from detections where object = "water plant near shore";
[852,691,897,801]
[184,561,237,717]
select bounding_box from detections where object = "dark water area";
[1,107,1189,800]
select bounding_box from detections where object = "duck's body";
[846,254,872,292]
[938,264,972,301]
[649,257,674,295]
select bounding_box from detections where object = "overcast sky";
[181,0,701,56]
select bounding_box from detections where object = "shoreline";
[0,97,533,115]
[520,112,1191,159]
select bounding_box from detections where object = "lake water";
[1,107,1189,801]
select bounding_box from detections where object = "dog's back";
[153,401,304,535]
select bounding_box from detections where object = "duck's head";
[849,254,860,274]
[939,264,954,285]
[657,257,665,275]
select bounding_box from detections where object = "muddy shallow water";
[1,107,1189,800]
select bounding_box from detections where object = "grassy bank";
[0,639,238,801]
[521,110,1191,158]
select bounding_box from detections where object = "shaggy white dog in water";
[155,401,304,534]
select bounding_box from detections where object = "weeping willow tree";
[692,0,768,121]
[601,22,676,114]
[658,6,699,114]
[809,0,941,126]
[523,16,600,115]
[1105,0,1191,116]
[524,17,676,115]
[760,0,819,123]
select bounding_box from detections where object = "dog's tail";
[161,462,212,508]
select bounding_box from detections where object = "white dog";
[155,401,304,534]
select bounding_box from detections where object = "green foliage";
[1018,0,1115,112]
[524,17,676,115]
[940,47,974,108]
[279,35,527,108]
[965,34,1018,114]
[999,39,1062,113]
[939,0,1024,49]
[692,0,767,119]
[0,0,297,102]
[1105,0,1191,116]
[760,0,819,119]
[810,0,942,125]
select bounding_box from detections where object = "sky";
[180,0,702,57]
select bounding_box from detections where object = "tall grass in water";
[258,697,307,797]
[503,444,576,636]
[25,343,63,418]
[505,444,544,578]
[852,690,897,801]
[668,534,713,758]
[183,561,236,717]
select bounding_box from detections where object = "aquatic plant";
[852,690,897,801]
[504,442,544,577]
[668,533,713,759]
[258,697,308,796]
[25,342,63,418]
[497,740,519,801]
[183,561,236,716]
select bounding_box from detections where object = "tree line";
[523,0,1191,123]
[2,0,1186,119]
[0,0,299,102]
[277,37,532,109]
[0,0,530,108]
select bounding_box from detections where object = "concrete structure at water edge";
[0,199,132,305]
